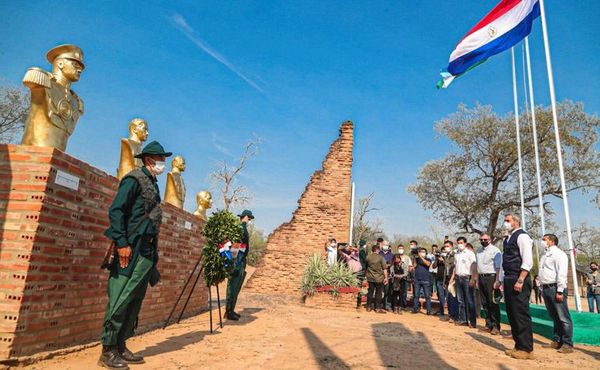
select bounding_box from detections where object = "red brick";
[0,146,209,359]
[247,122,353,295]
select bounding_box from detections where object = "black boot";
[225,310,239,321]
[232,311,241,319]
[118,342,145,364]
[98,345,129,370]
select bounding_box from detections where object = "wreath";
[202,210,243,286]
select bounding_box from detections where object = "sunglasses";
[480,239,490,242]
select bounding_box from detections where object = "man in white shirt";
[325,238,337,267]
[449,237,477,327]
[539,234,573,354]
[497,214,534,360]
[476,233,502,335]
[397,245,412,309]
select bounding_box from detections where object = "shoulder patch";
[22,67,51,88]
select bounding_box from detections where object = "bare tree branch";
[209,137,261,211]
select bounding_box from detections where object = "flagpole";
[538,0,582,312]
[511,48,526,229]
[524,37,545,266]
[349,182,355,244]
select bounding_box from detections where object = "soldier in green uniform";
[99,141,171,370]
[225,210,254,321]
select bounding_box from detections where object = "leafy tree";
[572,223,600,266]
[246,224,267,267]
[0,85,29,143]
[202,210,242,286]
[408,101,600,240]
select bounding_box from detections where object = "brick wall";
[303,291,357,311]
[0,145,208,359]
[246,121,354,295]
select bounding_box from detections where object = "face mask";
[330,242,336,247]
[458,244,466,251]
[382,246,389,251]
[480,241,490,247]
[152,160,166,175]
[592,266,598,271]
[503,221,513,231]
[398,249,404,255]
[441,252,447,257]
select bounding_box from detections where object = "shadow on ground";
[465,332,508,352]
[222,307,263,326]
[372,322,457,369]
[301,328,351,369]
[137,330,211,358]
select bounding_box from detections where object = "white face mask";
[330,242,336,247]
[398,249,404,255]
[382,246,389,251]
[458,244,466,251]
[152,161,166,175]
[503,221,513,231]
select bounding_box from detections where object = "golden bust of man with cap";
[21,44,85,152]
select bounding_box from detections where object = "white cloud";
[171,13,265,94]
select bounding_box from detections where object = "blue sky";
[1,1,599,239]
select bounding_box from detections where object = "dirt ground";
[18,289,600,370]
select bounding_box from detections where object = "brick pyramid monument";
[246,121,354,296]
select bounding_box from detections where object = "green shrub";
[300,253,359,296]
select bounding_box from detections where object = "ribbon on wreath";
[218,240,233,267]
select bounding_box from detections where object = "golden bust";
[193,191,212,221]
[21,44,85,152]
[116,118,149,180]
[164,156,186,208]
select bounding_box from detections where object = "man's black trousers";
[479,274,501,330]
[367,282,384,310]
[504,276,533,352]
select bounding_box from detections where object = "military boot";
[118,342,145,364]
[98,345,129,370]
[225,310,239,321]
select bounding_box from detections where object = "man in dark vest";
[497,214,535,360]
[225,209,254,320]
[99,141,171,369]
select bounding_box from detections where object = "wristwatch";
[517,278,524,284]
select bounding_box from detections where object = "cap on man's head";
[46,44,85,69]
[135,140,173,159]
[238,210,255,219]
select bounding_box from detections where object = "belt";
[542,283,557,288]
[479,273,495,277]
[457,275,471,278]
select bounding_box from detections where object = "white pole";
[539,0,582,312]
[349,182,355,245]
[511,48,527,229]
[524,37,546,264]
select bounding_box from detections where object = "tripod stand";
[163,254,225,333]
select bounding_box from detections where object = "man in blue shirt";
[412,247,432,314]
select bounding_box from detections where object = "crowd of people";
[326,214,585,360]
